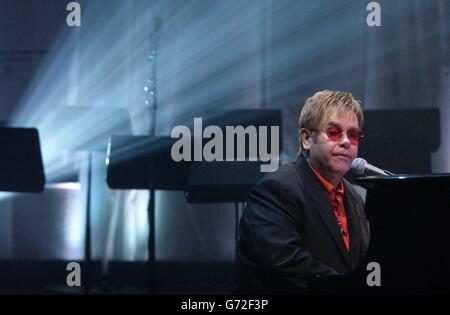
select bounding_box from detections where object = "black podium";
[313,173,450,294]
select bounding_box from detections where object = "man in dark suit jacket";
[237,90,370,293]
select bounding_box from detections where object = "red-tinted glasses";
[311,126,363,145]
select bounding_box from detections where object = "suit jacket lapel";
[343,182,362,269]
[295,156,350,266]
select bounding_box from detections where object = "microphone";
[351,158,394,176]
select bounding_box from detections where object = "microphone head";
[351,158,367,175]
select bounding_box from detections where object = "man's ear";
[300,128,312,150]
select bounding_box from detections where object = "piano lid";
[355,173,450,189]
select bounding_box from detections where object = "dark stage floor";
[0,260,236,295]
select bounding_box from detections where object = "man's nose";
[339,134,351,148]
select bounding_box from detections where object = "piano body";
[312,174,450,294]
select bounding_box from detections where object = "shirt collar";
[307,161,344,197]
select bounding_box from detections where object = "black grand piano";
[312,173,450,294]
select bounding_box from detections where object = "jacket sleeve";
[240,176,339,289]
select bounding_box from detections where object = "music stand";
[355,108,438,173]
[183,108,282,289]
[185,161,265,203]
[0,127,45,192]
[45,106,132,293]
[106,109,282,293]
[185,160,269,260]
[106,135,190,293]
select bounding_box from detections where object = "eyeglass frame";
[308,126,364,145]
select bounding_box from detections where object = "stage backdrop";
[0,0,448,265]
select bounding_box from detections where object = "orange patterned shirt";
[308,163,350,252]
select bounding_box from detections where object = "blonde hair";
[298,90,364,155]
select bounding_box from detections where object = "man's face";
[301,110,360,183]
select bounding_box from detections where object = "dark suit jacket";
[236,155,370,293]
